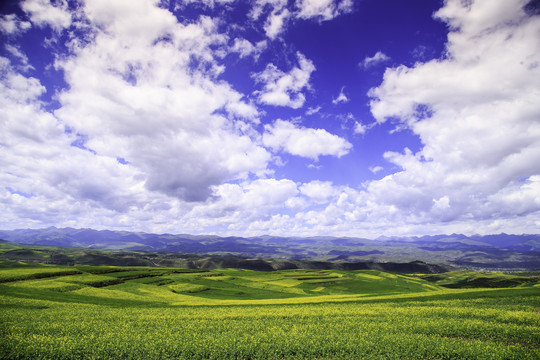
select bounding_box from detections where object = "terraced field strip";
[0,267,83,283]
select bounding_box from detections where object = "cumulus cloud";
[306,106,321,115]
[296,0,353,21]
[332,87,349,104]
[4,44,33,71]
[51,1,271,202]
[353,121,367,135]
[488,176,540,216]
[253,52,315,108]
[249,0,353,39]
[0,0,271,222]
[179,0,235,8]
[204,0,540,238]
[369,166,383,174]
[263,119,352,160]
[264,8,291,39]
[230,38,267,59]
[0,55,159,229]
[299,180,337,203]
[188,178,298,224]
[250,0,288,20]
[364,0,540,231]
[21,0,71,32]
[0,14,31,35]
[2,0,364,235]
[361,51,390,68]
[2,0,538,237]
[250,0,290,39]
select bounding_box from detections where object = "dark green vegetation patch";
[420,270,540,288]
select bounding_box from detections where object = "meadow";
[0,263,539,359]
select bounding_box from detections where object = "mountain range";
[0,228,538,269]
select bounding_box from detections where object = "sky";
[0,0,539,238]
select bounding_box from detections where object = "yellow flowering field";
[0,265,538,359]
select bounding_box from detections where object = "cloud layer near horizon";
[1,0,539,237]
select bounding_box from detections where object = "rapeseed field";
[0,264,538,359]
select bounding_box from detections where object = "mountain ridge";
[0,228,538,269]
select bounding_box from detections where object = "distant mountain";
[0,242,451,273]
[0,228,538,269]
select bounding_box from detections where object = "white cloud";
[300,180,337,203]
[432,195,450,210]
[353,121,366,135]
[225,101,260,121]
[253,52,315,108]
[488,176,540,216]
[35,0,270,203]
[179,0,235,8]
[1,1,314,234]
[264,8,291,39]
[364,0,540,230]
[296,0,353,21]
[369,166,383,174]
[263,119,352,160]
[361,51,390,68]
[0,55,161,229]
[4,44,33,72]
[21,0,71,32]
[3,0,539,237]
[218,179,298,211]
[411,45,433,61]
[332,87,349,104]
[0,14,31,35]
[250,0,288,20]
[230,38,267,59]
[0,57,43,102]
[306,106,321,115]
[250,0,352,39]
[185,178,299,229]
[250,0,290,39]
[285,196,309,211]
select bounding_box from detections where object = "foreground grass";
[0,264,539,359]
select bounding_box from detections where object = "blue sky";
[1,0,539,237]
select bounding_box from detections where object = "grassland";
[0,263,539,359]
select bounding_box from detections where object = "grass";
[0,263,539,359]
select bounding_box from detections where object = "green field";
[0,263,539,359]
